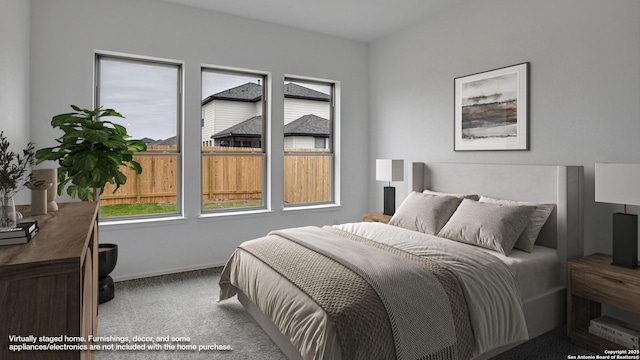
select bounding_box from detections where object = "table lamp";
[595,163,640,269]
[376,159,404,215]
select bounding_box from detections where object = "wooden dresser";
[0,202,99,360]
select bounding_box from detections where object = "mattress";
[489,245,560,299]
[335,222,561,300]
[219,222,558,359]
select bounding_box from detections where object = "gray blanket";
[229,226,474,360]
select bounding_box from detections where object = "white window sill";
[198,208,274,220]
[99,215,189,230]
[282,203,342,214]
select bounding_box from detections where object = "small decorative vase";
[0,192,17,230]
[32,168,58,211]
[27,181,53,216]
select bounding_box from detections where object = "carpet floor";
[96,267,595,359]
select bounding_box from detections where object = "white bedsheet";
[488,245,560,299]
[335,222,560,300]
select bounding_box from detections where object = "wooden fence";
[100,146,331,206]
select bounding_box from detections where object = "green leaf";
[36,105,146,201]
[128,140,148,152]
[78,152,99,171]
[84,130,110,144]
[76,186,94,201]
[114,170,127,185]
[51,113,81,127]
[129,160,143,174]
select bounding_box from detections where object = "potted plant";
[0,132,38,229]
[35,105,147,201]
[36,105,147,303]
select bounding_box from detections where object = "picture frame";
[454,62,529,151]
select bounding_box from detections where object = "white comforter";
[219,222,528,359]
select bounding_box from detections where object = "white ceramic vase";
[27,181,52,216]
[32,168,58,211]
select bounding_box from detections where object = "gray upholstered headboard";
[410,163,584,283]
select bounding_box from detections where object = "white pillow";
[423,189,479,201]
[479,196,555,252]
[437,199,536,255]
[389,192,462,235]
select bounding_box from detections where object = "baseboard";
[111,262,225,282]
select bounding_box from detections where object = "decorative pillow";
[423,189,479,201]
[479,196,555,252]
[389,192,463,235]
[437,199,536,255]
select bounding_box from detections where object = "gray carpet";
[97,268,594,359]
[97,268,286,359]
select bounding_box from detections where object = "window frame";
[200,66,269,214]
[94,51,184,221]
[283,75,340,208]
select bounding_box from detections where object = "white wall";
[369,0,640,257]
[28,0,369,280]
[0,0,31,205]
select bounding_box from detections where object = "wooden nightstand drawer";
[567,253,640,353]
[362,212,392,224]
[571,268,640,313]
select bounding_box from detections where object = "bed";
[218,163,584,359]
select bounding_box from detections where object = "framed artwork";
[454,62,529,151]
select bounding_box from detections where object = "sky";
[99,57,330,141]
[99,57,179,141]
[202,71,261,100]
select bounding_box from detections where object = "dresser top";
[0,202,99,268]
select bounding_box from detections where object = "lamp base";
[383,187,395,216]
[611,213,639,269]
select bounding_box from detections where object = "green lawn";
[100,199,262,217]
[100,203,177,217]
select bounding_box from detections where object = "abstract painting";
[454,63,529,151]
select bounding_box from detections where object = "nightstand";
[567,253,640,353]
[362,212,392,223]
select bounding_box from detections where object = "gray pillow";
[437,199,536,255]
[389,192,463,235]
[479,196,555,252]
[423,189,479,201]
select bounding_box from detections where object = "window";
[283,77,335,206]
[96,54,182,219]
[201,68,267,212]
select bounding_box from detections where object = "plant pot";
[98,276,114,304]
[98,244,118,278]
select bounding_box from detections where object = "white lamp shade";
[376,159,404,182]
[595,163,640,206]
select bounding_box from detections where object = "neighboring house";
[202,82,330,149]
[142,136,177,147]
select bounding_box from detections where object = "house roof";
[202,82,263,105]
[212,115,263,139]
[212,114,329,139]
[143,136,177,146]
[283,83,330,102]
[284,114,329,137]
[202,82,330,105]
